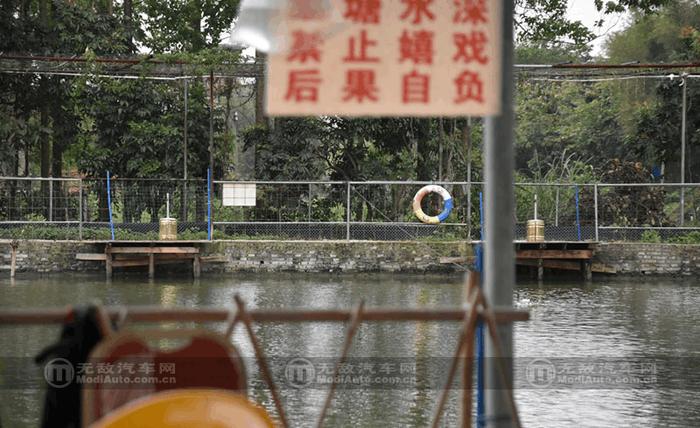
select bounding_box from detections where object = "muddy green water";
[1,273,699,427]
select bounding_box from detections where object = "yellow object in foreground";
[91,389,274,428]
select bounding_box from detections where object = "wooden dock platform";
[440,241,610,280]
[75,240,225,279]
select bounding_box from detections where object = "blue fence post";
[476,192,485,428]
[106,171,115,241]
[207,168,212,241]
[575,185,582,241]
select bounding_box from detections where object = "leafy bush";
[640,229,662,243]
[668,231,700,245]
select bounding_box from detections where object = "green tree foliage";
[138,0,240,52]
[0,0,680,189]
[606,0,700,62]
[605,0,700,182]
[515,0,669,46]
[243,119,327,180]
[0,0,239,184]
[515,80,625,175]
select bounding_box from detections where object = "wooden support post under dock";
[105,244,113,279]
[193,254,201,278]
[148,242,155,279]
[10,241,17,278]
[148,254,155,279]
[581,260,593,281]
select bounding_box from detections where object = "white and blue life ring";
[412,185,453,225]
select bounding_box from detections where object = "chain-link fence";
[597,183,700,241]
[513,183,597,241]
[1,176,699,242]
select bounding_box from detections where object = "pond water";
[1,273,699,427]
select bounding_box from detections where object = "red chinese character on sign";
[343,30,379,63]
[454,70,483,103]
[344,0,381,24]
[453,0,487,24]
[453,32,488,64]
[402,70,430,103]
[399,0,435,24]
[289,0,328,20]
[399,30,434,64]
[285,70,322,102]
[287,31,322,63]
[343,70,378,102]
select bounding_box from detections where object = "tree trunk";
[40,95,51,220]
[39,0,52,219]
[415,119,432,181]
[51,140,64,220]
[255,51,267,126]
[123,0,134,50]
[438,117,445,181]
[464,118,472,183]
[98,182,109,222]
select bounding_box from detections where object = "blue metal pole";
[207,168,212,241]
[476,192,485,427]
[575,185,582,241]
[106,171,115,241]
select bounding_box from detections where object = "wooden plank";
[114,253,195,261]
[112,258,197,268]
[109,246,199,254]
[517,259,580,271]
[200,255,228,263]
[516,249,592,260]
[591,263,616,274]
[75,253,107,261]
[112,259,149,268]
[148,253,155,279]
[438,256,474,264]
[517,259,616,274]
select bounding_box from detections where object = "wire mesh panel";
[514,183,596,241]
[348,182,473,241]
[0,178,81,239]
[0,178,80,221]
[598,184,700,241]
[81,178,208,240]
[212,181,348,239]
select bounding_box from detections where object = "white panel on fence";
[222,183,256,206]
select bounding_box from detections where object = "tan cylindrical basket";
[526,219,544,242]
[159,218,177,240]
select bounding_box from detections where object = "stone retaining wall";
[1,240,699,276]
[594,243,700,276]
[0,240,471,275]
[0,240,103,274]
